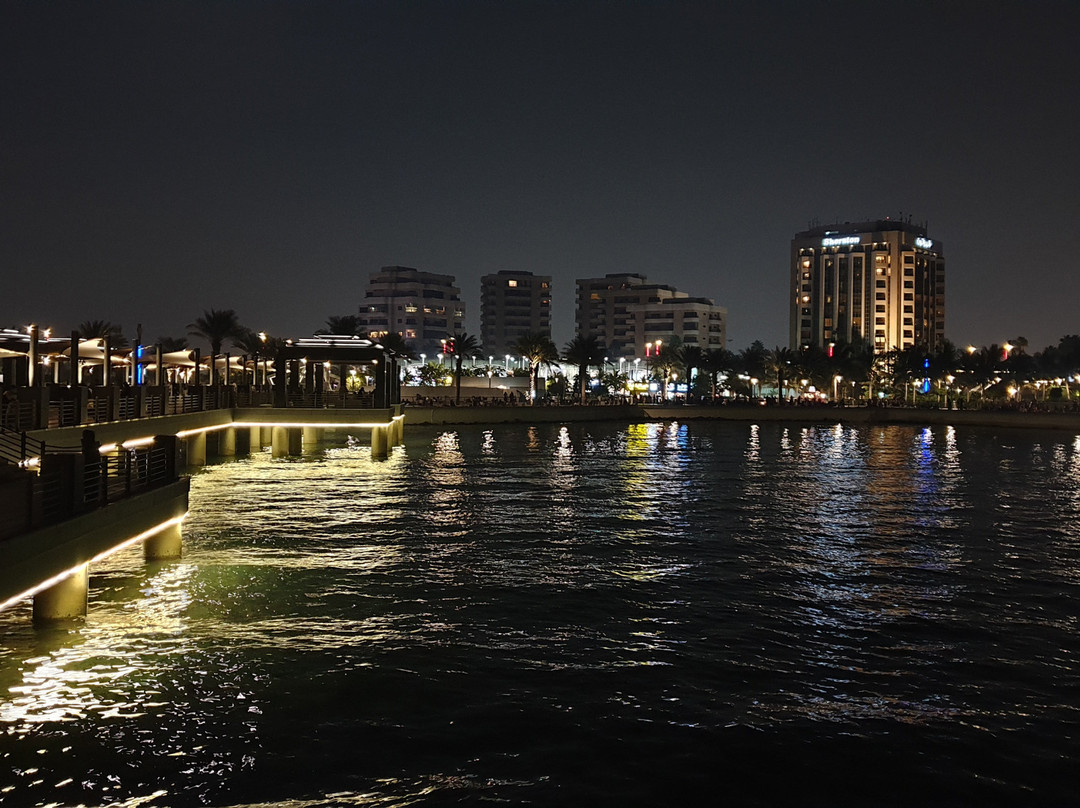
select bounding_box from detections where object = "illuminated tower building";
[789,219,945,353]
[480,270,552,356]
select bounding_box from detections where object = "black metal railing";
[1,401,36,432]
[0,427,45,467]
[2,441,179,539]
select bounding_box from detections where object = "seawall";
[404,404,1080,433]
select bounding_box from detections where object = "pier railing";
[1,434,180,541]
[4,382,389,434]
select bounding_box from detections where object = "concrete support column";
[392,417,404,446]
[144,521,183,560]
[219,427,237,457]
[249,426,263,452]
[186,432,207,466]
[302,426,318,448]
[371,424,389,459]
[261,426,272,445]
[271,426,290,458]
[288,428,302,455]
[33,564,89,621]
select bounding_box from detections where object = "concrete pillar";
[302,426,319,448]
[219,427,237,457]
[288,428,302,455]
[187,432,207,466]
[249,426,263,451]
[392,417,404,445]
[33,564,88,621]
[371,424,389,459]
[261,426,272,445]
[271,426,290,458]
[144,521,182,560]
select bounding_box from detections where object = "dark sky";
[3,0,1078,353]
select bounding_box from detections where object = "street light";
[833,374,843,403]
[505,354,511,372]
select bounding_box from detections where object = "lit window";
[507,280,518,287]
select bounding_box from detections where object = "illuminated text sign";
[821,236,861,247]
[915,236,933,249]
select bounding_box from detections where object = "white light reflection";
[0,560,197,730]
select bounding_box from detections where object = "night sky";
[3,1,1078,354]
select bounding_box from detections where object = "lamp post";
[505,354,511,372]
[833,374,843,404]
[258,331,268,389]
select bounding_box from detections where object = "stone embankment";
[404,404,1080,432]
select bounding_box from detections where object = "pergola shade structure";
[274,336,402,409]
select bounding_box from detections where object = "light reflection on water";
[1,421,1080,806]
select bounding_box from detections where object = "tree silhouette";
[188,309,242,356]
[374,332,417,360]
[702,348,734,400]
[676,345,704,400]
[446,332,480,403]
[563,333,605,405]
[652,343,683,399]
[768,346,795,401]
[156,335,189,352]
[320,315,361,336]
[78,320,128,348]
[515,331,559,404]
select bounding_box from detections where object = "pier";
[0,334,405,621]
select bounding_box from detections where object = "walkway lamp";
[833,374,843,403]
[505,354,511,371]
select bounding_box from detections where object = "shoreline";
[404,403,1080,433]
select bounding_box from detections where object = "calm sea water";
[2,420,1079,807]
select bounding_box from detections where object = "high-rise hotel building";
[790,219,945,353]
[480,270,552,356]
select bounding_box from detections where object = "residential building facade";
[576,273,727,357]
[789,220,945,353]
[629,296,727,354]
[480,270,552,356]
[358,266,466,354]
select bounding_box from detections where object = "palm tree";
[563,333,606,405]
[374,332,418,360]
[679,345,704,401]
[652,343,683,400]
[156,335,189,352]
[188,309,242,356]
[319,315,361,336]
[702,348,734,400]
[738,340,769,395]
[446,332,480,403]
[78,320,128,348]
[515,331,560,404]
[768,346,795,402]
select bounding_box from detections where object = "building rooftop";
[795,218,930,239]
